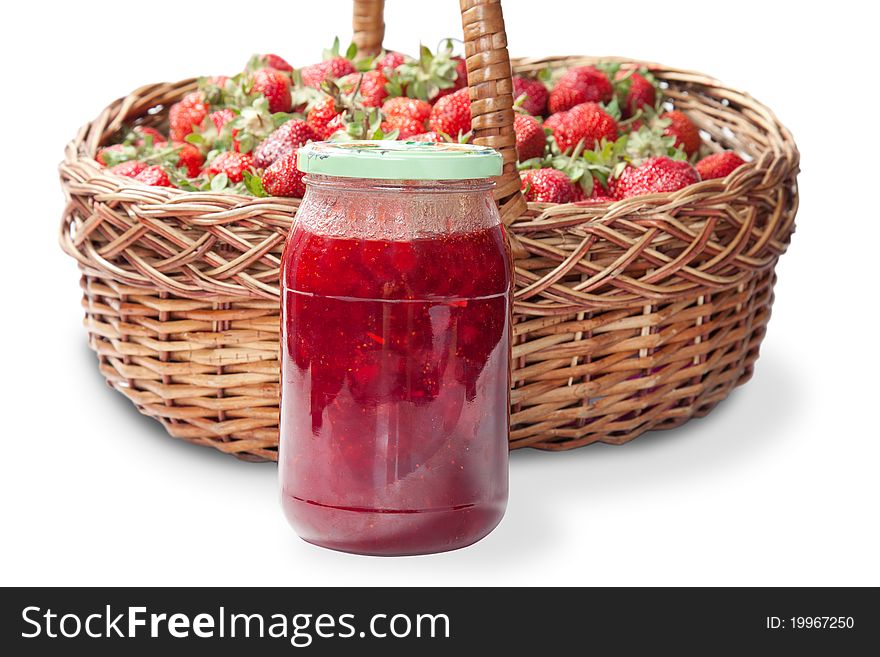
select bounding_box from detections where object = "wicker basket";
[59,0,798,461]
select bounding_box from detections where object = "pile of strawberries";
[513,64,745,203]
[97,39,746,203]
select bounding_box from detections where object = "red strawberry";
[338,70,388,107]
[661,110,700,157]
[512,75,549,116]
[381,117,426,139]
[169,92,209,142]
[381,97,431,137]
[253,119,316,169]
[542,112,564,133]
[548,66,613,114]
[581,179,614,204]
[382,97,432,123]
[300,57,356,88]
[429,88,471,138]
[206,108,240,150]
[306,96,343,140]
[173,141,205,177]
[262,152,306,198]
[374,51,407,71]
[204,151,254,184]
[551,102,618,153]
[323,114,346,139]
[209,109,235,132]
[696,151,746,179]
[520,168,576,203]
[514,114,545,161]
[108,160,147,178]
[96,143,126,166]
[611,156,700,198]
[134,165,172,187]
[547,87,583,116]
[408,131,447,143]
[133,126,166,146]
[453,57,468,89]
[251,68,292,113]
[259,53,293,72]
[616,70,656,117]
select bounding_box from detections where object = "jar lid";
[297,140,503,180]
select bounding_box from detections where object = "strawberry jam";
[280,145,511,555]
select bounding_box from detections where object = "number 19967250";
[766,616,854,630]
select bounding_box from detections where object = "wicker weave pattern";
[352,0,385,55]
[59,1,798,460]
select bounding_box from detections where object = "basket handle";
[352,0,526,224]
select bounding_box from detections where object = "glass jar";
[280,141,512,556]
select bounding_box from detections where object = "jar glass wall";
[280,143,511,556]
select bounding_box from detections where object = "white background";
[1,0,877,586]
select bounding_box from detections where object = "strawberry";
[323,114,346,139]
[381,117,425,139]
[204,151,254,184]
[374,50,407,71]
[307,96,343,139]
[253,119,316,169]
[696,151,746,179]
[108,160,147,178]
[259,53,293,72]
[548,66,613,114]
[514,114,545,161]
[96,143,127,166]
[616,70,656,117]
[520,168,577,203]
[169,92,209,142]
[429,88,471,139]
[382,97,432,123]
[301,38,358,88]
[209,108,236,132]
[408,131,447,143]
[581,179,614,203]
[207,75,230,88]
[251,68,292,113]
[512,75,549,116]
[611,156,700,199]
[381,97,431,137]
[543,112,565,133]
[262,152,306,198]
[453,57,468,89]
[301,57,356,88]
[173,141,205,177]
[204,108,242,151]
[133,165,172,187]
[661,110,700,157]
[551,102,618,153]
[547,87,583,116]
[133,126,166,146]
[338,70,388,107]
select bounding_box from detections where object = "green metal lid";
[297,140,502,180]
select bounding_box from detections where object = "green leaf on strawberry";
[243,170,267,197]
[210,173,229,191]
